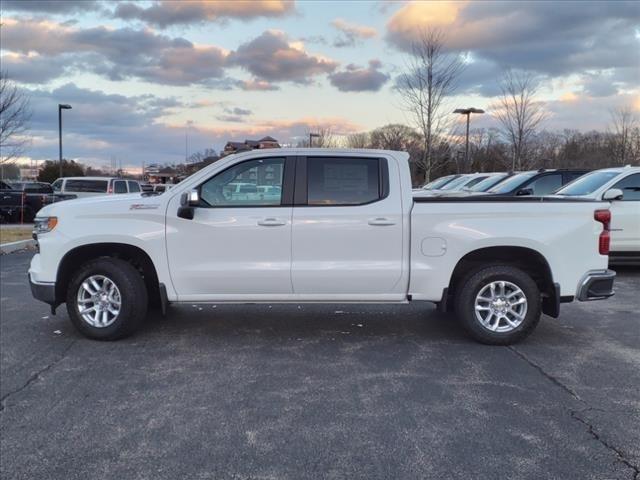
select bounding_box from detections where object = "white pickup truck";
[29,149,616,345]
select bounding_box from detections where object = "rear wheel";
[454,265,541,345]
[66,258,148,340]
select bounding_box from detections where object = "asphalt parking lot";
[1,252,638,480]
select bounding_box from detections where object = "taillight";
[107,186,113,194]
[594,209,611,255]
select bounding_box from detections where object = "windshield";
[467,174,509,192]
[439,175,471,191]
[555,171,620,196]
[423,175,456,190]
[487,172,536,193]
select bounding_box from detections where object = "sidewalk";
[0,223,34,230]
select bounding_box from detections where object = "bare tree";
[608,106,639,165]
[492,70,548,170]
[0,71,31,169]
[298,126,338,148]
[345,132,370,149]
[397,29,465,181]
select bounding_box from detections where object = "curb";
[0,239,36,254]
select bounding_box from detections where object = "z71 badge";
[129,204,160,210]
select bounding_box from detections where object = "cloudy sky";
[1,0,639,171]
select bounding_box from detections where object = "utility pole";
[453,108,485,171]
[58,104,72,178]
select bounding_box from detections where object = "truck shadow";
[137,303,479,345]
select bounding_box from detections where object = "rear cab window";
[127,181,141,193]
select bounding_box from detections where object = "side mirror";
[180,189,199,206]
[178,189,199,220]
[602,188,623,201]
[516,188,534,196]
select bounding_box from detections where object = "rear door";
[608,173,640,253]
[291,155,405,300]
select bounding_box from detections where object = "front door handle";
[257,218,286,227]
[368,217,395,226]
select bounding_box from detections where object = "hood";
[36,193,163,218]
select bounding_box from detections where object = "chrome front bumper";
[577,269,616,301]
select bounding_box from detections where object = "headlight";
[33,216,58,235]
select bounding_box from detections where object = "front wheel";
[66,258,148,340]
[454,265,541,345]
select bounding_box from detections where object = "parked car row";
[418,166,640,263]
[0,180,76,223]
[1,177,149,223]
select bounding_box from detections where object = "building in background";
[19,166,40,180]
[222,136,280,156]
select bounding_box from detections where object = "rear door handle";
[368,217,395,226]
[257,217,286,227]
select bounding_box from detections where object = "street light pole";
[58,104,72,179]
[453,108,484,171]
[309,132,320,147]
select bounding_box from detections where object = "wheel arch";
[442,246,559,317]
[55,242,161,308]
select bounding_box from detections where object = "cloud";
[331,18,377,47]
[18,83,361,168]
[386,1,640,92]
[225,107,252,116]
[329,60,389,92]
[113,0,294,28]
[0,0,102,14]
[1,18,227,85]
[545,92,638,131]
[239,79,280,91]
[580,73,619,98]
[0,52,70,84]
[217,106,253,122]
[228,30,338,84]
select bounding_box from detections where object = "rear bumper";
[577,269,616,301]
[29,275,57,306]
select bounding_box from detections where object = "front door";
[291,156,405,300]
[166,157,294,301]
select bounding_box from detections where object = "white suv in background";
[51,177,142,199]
[554,166,640,263]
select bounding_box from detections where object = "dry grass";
[0,228,33,244]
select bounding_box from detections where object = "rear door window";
[307,157,382,206]
[527,174,563,195]
[127,181,141,193]
[113,180,128,194]
[65,179,109,193]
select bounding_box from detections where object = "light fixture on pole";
[453,107,484,169]
[58,104,72,179]
[309,132,320,147]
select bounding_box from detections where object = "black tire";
[454,265,541,345]
[66,257,148,340]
